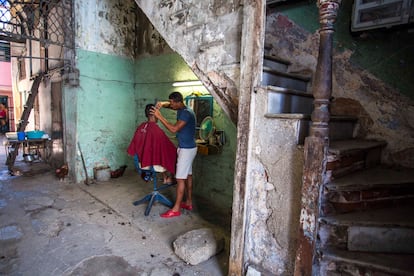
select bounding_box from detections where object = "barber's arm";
[155,101,170,109]
[151,107,186,134]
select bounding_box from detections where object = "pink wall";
[0,61,12,87]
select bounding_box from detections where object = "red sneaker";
[180,202,193,211]
[160,209,181,218]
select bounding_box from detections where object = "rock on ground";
[173,227,225,265]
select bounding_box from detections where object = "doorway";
[0,96,12,133]
[49,81,64,168]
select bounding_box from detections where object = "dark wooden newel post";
[294,1,341,275]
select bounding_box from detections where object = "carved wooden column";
[294,1,341,275]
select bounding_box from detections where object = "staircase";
[262,54,317,146]
[262,54,414,275]
[263,55,312,114]
[315,138,414,275]
[262,54,357,144]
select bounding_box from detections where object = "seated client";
[127,104,177,183]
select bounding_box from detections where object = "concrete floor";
[0,135,230,276]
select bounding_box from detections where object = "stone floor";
[0,135,230,276]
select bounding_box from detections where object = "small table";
[5,138,52,164]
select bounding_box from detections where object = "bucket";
[94,166,111,182]
[23,154,34,162]
[17,132,25,141]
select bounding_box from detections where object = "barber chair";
[133,154,176,216]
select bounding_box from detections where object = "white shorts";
[175,147,197,179]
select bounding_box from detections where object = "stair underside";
[320,248,414,276]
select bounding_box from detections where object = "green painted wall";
[134,54,192,129]
[192,101,237,213]
[276,1,414,100]
[73,50,136,179]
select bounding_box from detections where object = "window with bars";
[0,40,10,61]
[18,57,25,79]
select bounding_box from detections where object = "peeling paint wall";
[67,0,138,181]
[136,0,242,70]
[275,2,414,100]
[243,88,304,274]
[71,50,136,180]
[75,0,137,58]
[135,8,174,57]
[265,10,414,168]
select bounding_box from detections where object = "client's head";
[145,104,155,120]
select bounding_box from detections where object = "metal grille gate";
[0,0,74,68]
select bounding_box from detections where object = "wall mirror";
[185,95,213,127]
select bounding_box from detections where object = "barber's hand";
[155,102,163,109]
[150,106,161,118]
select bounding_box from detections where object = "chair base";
[133,191,174,216]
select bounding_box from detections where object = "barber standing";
[151,91,197,218]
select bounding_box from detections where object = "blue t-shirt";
[177,107,196,148]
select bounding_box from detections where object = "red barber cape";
[127,122,177,175]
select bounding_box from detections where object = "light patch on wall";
[172,80,202,86]
[299,209,315,240]
[255,145,261,155]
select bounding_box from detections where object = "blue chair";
[132,154,176,216]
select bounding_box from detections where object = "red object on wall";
[0,61,14,131]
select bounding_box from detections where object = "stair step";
[322,167,414,214]
[263,55,291,72]
[329,116,358,141]
[263,66,310,91]
[328,139,387,156]
[327,139,387,178]
[327,166,414,191]
[267,85,313,114]
[264,54,291,65]
[262,110,357,144]
[322,195,414,215]
[318,248,414,276]
[266,85,312,97]
[321,205,414,228]
[319,206,414,254]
